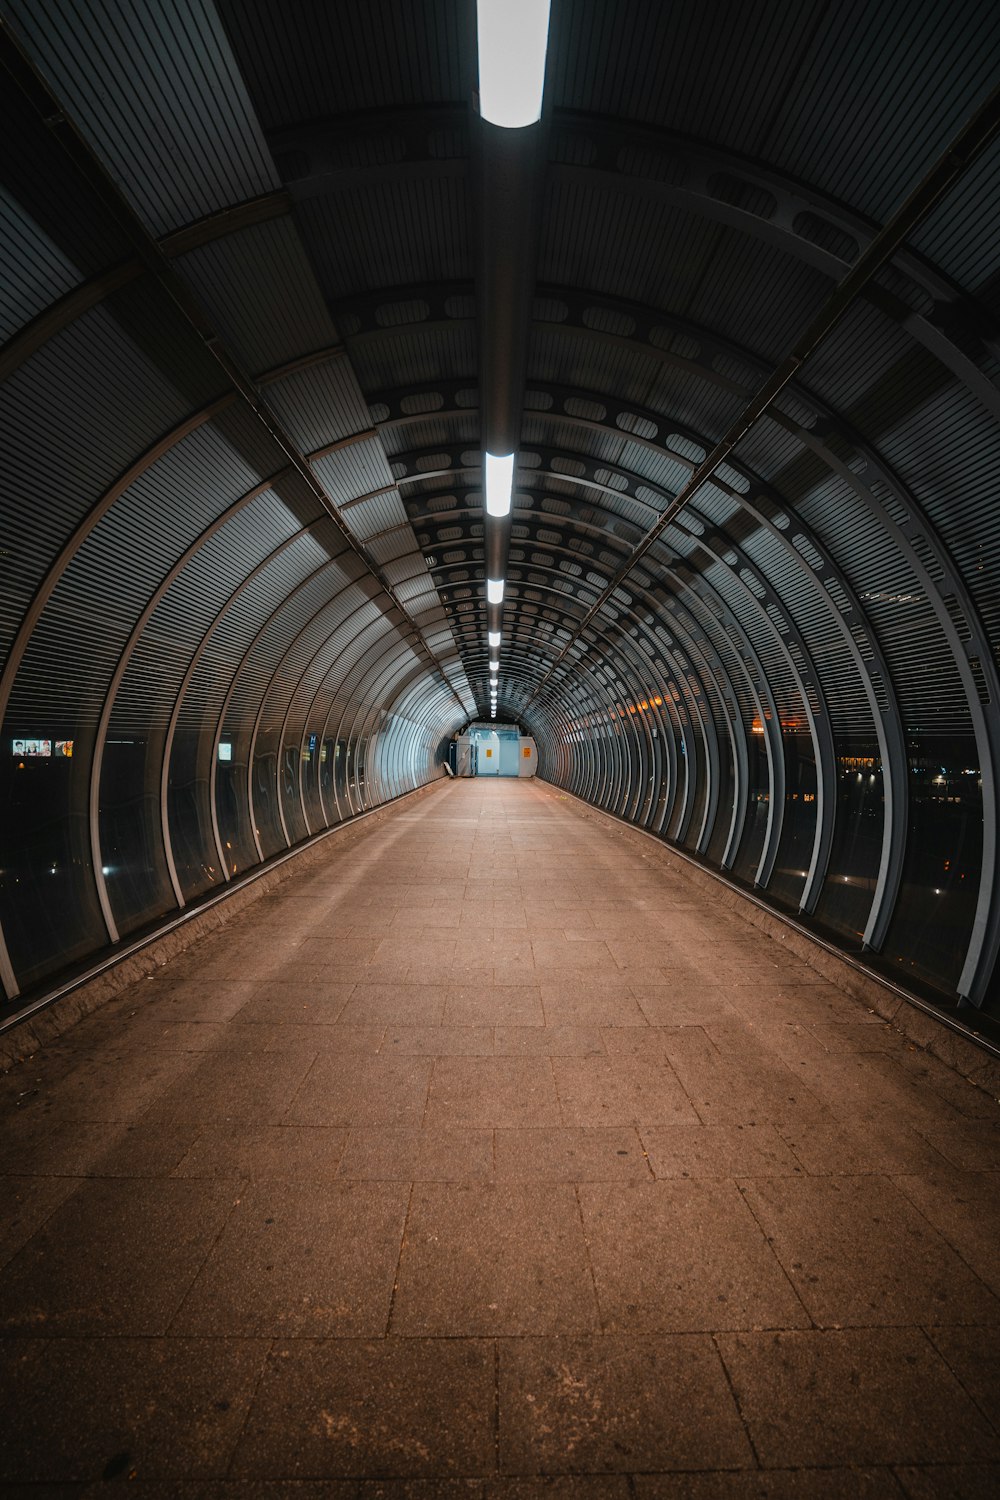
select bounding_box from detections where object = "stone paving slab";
[1,778,998,1487]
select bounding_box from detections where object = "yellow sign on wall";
[485,748,492,757]
[523,746,531,757]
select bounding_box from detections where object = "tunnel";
[1,0,1000,1489]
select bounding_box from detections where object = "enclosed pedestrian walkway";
[2,777,998,1491]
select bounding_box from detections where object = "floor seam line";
[711,1330,763,1470]
[221,1334,275,1479]
[384,1179,415,1337]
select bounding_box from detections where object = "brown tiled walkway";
[1,778,999,1495]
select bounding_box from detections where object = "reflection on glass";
[884,735,983,994]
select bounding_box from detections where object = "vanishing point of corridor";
[2,778,999,1493]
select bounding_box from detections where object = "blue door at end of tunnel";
[498,731,521,776]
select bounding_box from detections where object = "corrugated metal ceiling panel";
[312,441,395,506]
[6,0,278,236]
[0,187,82,344]
[351,325,477,394]
[176,216,340,372]
[215,0,474,128]
[547,0,1000,223]
[0,301,200,658]
[264,359,372,450]
[294,177,472,302]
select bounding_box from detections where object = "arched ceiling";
[1,0,999,1019]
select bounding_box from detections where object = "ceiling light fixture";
[477,0,551,129]
[484,451,515,517]
[489,658,499,672]
[488,630,501,648]
[487,578,504,604]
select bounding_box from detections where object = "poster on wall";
[12,739,51,757]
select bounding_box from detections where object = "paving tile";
[529,938,618,971]
[925,1326,1000,1433]
[552,1056,700,1126]
[776,1115,955,1176]
[242,970,366,997]
[442,1481,634,1499]
[0,1174,80,1269]
[494,1026,603,1055]
[808,1021,907,1053]
[494,1126,650,1181]
[172,1125,350,1178]
[389,907,464,929]
[143,1051,317,1125]
[375,937,458,968]
[525,910,597,932]
[0,1114,199,1179]
[910,1119,1000,1171]
[384,1026,495,1056]
[892,1170,1000,1299]
[499,1336,752,1473]
[230,1023,386,1053]
[391,1183,600,1334]
[893,1465,1000,1499]
[784,1051,942,1124]
[111,1018,237,1052]
[230,1340,494,1479]
[285,1054,434,1129]
[0,1178,236,1334]
[338,984,447,1027]
[880,1050,1000,1121]
[722,1019,836,1070]
[425,1058,561,1129]
[10,1048,197,1124]
[599,1026,688,1059]
[641,1123,804,1178]
[539,982,648,1027]
[454,935,534,969]
[172,1180,409,1336]
[138,978,263,1023]
[716,1328,1000,1466]
[493,962,545,987]
[603,938,689,971]
[658,1027,823,1126]
[578,1180,808,1332]
[1,1485,84,1499]
[739,1175,1000,1326]
[337,1128,494,1180]
[0,1337,268,1480]
[633,1473,904,1499]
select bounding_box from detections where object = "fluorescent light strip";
[488,630,501,648]
[484,451,514,517]
[487,578,504,604]
[477,0,551,129]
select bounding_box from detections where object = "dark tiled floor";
[1,778,999,1493]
